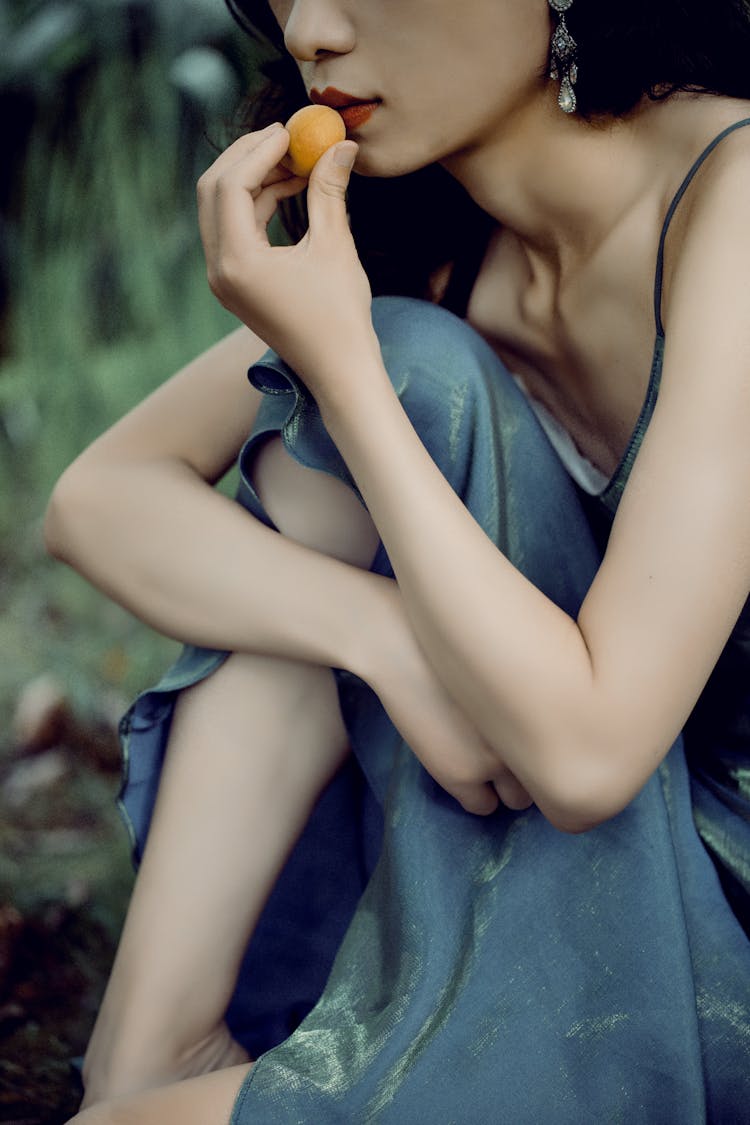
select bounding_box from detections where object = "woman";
[51,0,750,1121]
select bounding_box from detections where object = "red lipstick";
[311,87,380,131]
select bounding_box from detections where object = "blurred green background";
[0,2,265,1118]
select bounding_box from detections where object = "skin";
[51,1,750,1120]
[274,0,550,176]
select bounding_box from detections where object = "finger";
[260,164,305,191]
[493,773,534,811]
[208,129,293,261]
[253,174,307,233]
[197,126,289,256]
[306,141,359,243]
[202,123,287,186]
[450,780,501,817]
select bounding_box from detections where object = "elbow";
[535,747,639,835]
[543,803,614,836]
[43,477,70,562]
[43,461,99,566]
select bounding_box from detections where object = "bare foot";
[80,1020,252,1109]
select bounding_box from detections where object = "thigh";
[251,434,380,569]
[168,649,348,767]
[74,1062,252,1125]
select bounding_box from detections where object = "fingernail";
[334,143,357,170]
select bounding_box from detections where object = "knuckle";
[446,761,483,791]
[459,788,496,817]
[206,258,236,299]
[199,168,237,204]
[316,179,347,202]
[196,169,214,199]
[206,265,222,298]
[212,171,234,201]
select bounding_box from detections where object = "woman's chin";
[351,150,434,180]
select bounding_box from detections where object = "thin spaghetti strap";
[653,116,750,336]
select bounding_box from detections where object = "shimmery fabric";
[119,297,749,1123]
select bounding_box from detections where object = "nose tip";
[283,7,356,63]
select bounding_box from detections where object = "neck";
[441,90,656,270]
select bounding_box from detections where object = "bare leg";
[81,651,350,1104]
[81,440,380,1106]
[69,1063,252,1125]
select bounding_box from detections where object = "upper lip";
[310,87,379,108]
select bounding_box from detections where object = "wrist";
[313,340,393,422]
[350,575,413,691]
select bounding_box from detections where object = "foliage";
[0,0,269,729]
[1,0,242,102]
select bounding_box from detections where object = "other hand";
[366,580,534,817]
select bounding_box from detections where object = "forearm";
[45,455,390,678]
[318,363,602,823]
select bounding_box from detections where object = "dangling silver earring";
[548,0,578,114]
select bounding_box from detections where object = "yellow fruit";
[283,105,346,178]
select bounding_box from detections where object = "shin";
[81,439,379,1106]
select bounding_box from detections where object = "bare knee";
[250,437,380,569]
[171,650,349,764]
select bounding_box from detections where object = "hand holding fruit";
[196,116,378,392]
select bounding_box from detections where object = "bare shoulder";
[660,106,750,373]
[630,105,750,524]
[665,104,750,275]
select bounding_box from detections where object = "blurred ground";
[0,675,134,1124]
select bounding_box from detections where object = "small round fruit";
[283,105,346,178]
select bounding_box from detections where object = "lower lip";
[337,102,379,131]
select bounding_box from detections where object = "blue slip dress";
[117,121,750,1123]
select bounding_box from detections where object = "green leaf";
[169,45,239,113]
[3,3,85,79]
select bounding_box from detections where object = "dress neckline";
[442,117,750,516]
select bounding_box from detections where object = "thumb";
[306,141,358,236]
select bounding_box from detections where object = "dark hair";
[569,0,750,117]
[223,0,750,304]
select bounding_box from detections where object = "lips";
[310,87,380,131]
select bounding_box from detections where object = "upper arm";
[575,149,750,806]
[64,325,270,484]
